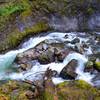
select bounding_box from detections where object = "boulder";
[54,48,73,62]
[84,61,94,73]
[15,42,73,70]
[60,59,78,79]
[57,80,100,100]
[38,49,55,64]
[71,38,80,44]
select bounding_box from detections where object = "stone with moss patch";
[56,80,100,100]
[94,62,100,71]
[0,80,35,100]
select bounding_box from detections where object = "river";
[0,32,100,87]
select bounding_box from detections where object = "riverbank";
[0,0,100,52]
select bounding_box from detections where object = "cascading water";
[0,32,99,86]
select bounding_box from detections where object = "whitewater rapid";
[0,32,97,85]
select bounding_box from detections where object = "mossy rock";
[0,80,34,100]
[84,61,94,72]
[94,62,100,71]
[56,80,100,100]
[0,21,49,52]
[0,0,50,52]
[0,80,100,100]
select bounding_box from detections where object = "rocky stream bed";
[0,0,100,100]
[0,32,100,100]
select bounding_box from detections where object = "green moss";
[0,0,32,51]
[57,80,100,100]
[41,79,56,100]
[0,81,18,94]
[17,91,28,100]
[87,7,94,15]
[7,21,48,46]
[0,0,31,30]
[43,91,54,100]
[75,80,92,89]
[85,61,93,68]
[0,80,34,100]
[0,21,49,52]
[57,81,68,88]
[0,0,30,16]
[95,62,100,71]
[0,5,24,16]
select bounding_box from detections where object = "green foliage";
[0,5,24,16]
[0,0,30,16]
[0,0,30,31]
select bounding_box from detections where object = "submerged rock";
[71,38,80,44]
[60,59,78,79]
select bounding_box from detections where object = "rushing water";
[0,32,99,86]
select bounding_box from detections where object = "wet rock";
[92,45,100,54]
[60,59,78,79]
[84,61,94,73]
[19,62,32,71]
[15,41,73,68]
[82,41,89,48]
[71,38,80,44]
[54,48,72,62]
[73,43,85,54]
[94,62,100,72]
[88,54,100,72]
[88,56,97,62]
[92,73,100,88]
[38,50,55,64]
[44,68,58,79]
